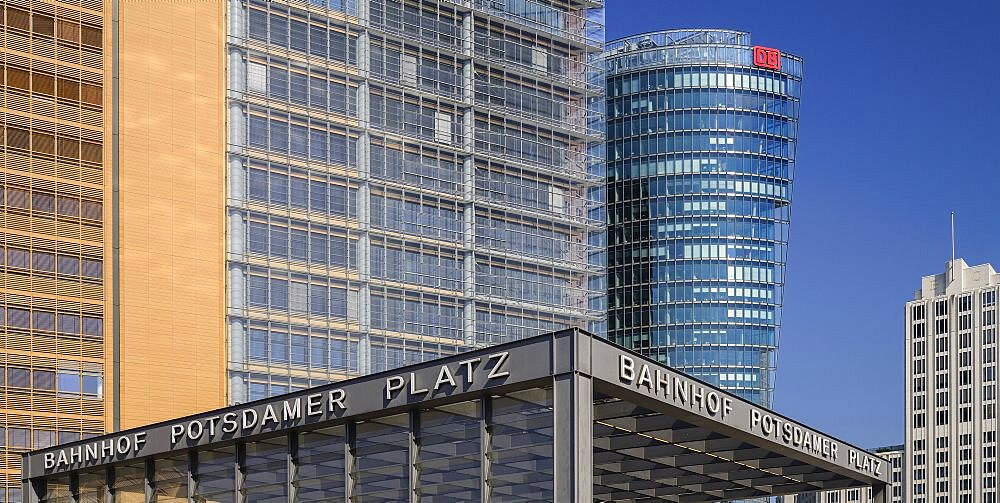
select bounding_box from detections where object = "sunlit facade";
[224,0,607,402]
[905,259,999,503]
[0,0,108,497]
[604,30,802,405]
[1,0,606,498]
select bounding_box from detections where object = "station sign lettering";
[618,354,734,419]
[618,353,883,478]
[31,335,885,486]
[385,352,510,400]
[42,351,513,472]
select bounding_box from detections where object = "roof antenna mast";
[951,211,956,263]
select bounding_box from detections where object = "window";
[8,428,30,449]
[58,314,80,334]
[249,329,268,361]
[82,259,103,278]
[33,370,55,391]
[79,374,101,396]
[82,316,103,337]
[7,368,30,388]
[33,311,55,331]
[291,334,308,365]
[271,331,289,363]
[33,430,55,450]
[58,371,81,394]
[58,255,80,275]
[310,337,328,368]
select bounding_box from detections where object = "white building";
[906,259,1000,503]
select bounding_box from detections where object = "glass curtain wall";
[604,30,803,406]
[224,0,606,401]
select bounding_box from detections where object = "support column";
[234,443,246,503]
[345,422,357,502]
[69,474,80,503]
[871,483,887,503]
[287,433,299,503]
[22,478,41,503]
[144,459,155,503]
[354,11,372,374]
[479,396,492,503]
[186,451,197,503]
[409,410,420,503]
[105,468,115,503]
[460,7,476,349]
[552,371,593,502]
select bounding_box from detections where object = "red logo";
[753,46,782,70]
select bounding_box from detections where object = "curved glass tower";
[604,30,802,406]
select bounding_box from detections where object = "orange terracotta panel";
[117,0,227,431]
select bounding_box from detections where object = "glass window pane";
[489,388,553,501]
[40,475,71,503]
[78,471,107,503]
[113,463,146,503]
[58,431,81,445]
[155,456,188,503]
[58,371,81,394]
[8,428,30,449]
[243,437,287,503]
[355,414,409,501]
[58,314,80,334]
[33,370,55,390]
[194,446,235,503]
[418,401,481,502]
[297,426,346,503]
[33,430,55,449]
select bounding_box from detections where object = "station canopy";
[23,329,890,502]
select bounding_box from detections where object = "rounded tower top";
[604,29,803,78]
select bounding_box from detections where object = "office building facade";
[225,0,607,402]
[905,259,1000,503]
[1,0,108,499]
[604,30,802,405]
[1,0,605,496]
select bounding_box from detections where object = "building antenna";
[951,211,956,262]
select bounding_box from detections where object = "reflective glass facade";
[224,0,607,402]
[604,30,802,406]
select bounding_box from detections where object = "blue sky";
[605,0,1000,447]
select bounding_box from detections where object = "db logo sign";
[753,46,781,70]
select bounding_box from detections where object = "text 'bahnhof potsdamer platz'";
[22,330,890,503]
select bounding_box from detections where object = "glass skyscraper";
[604,30,802,406]
[226,0,607,402]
